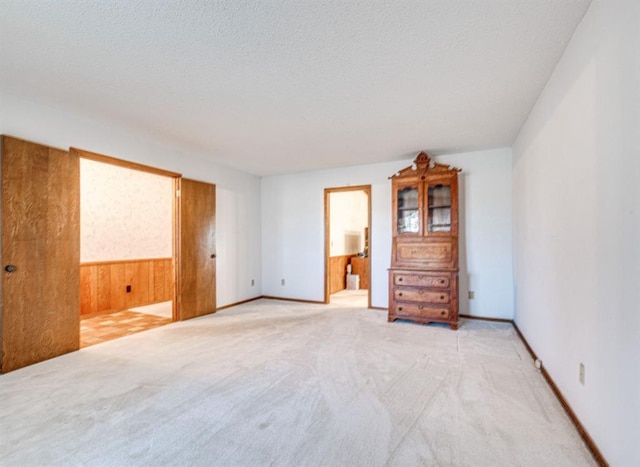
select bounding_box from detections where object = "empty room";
[0,1,638,466]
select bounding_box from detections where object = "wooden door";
[179,178,216,320]
[1,136,80,373]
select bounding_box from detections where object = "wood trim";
[512,322,608,467]
[366,189,372,310]
[324,185,372,308]
[511,321,537,360]
[539,366,608,467]
[81,257,172,267]
[370,306,387,310]
[459,314,513,324]
[324,184,372,193]
[173,177,181,322]
[261,296,325,305]
[324,189,330,303]
[216,296,263,311]
[72,147,181,178]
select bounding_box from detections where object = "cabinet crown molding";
[389,151,462,180]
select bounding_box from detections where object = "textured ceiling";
[0,0,591,176]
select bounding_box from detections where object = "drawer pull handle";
[440,279,445,284]
[398,278,403,282]
[398,307,403,311]
[398,292,403,297]
[440,295,445,300]
[440,310,446,316]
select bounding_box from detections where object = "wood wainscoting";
[328,254,352,295]
[80,258,174,316]
[350,256,369,290]
[329,255,370,294]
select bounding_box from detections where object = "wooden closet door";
[179,178,216,320]
[1,136,80,373]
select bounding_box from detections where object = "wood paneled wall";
[80,258,173,315]
[329,255,353,295]
[350,256,369,290]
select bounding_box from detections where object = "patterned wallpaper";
[80,158,173,262]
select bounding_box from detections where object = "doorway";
[1,137,218,372]
[324,185,371,308]
[74,149,180,347]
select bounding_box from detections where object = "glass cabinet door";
[427,183,452,233]
[397,185,420,234]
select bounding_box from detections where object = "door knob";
[210,254,216,259]
[5,265,17,273]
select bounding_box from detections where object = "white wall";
[329,190,368,257]
[262,149,513,316]
[0,93,262,308]
[436,149,513,319]
[512,1,640,464]
[80,158,173,262]
[261,162,395,306]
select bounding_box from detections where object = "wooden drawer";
[393,273,449,288]
[397,241,451,260]
[395,239,457,269]
[394,288,450,304]
[393,302,450,320]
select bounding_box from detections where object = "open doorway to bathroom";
[324,185,371,308]
[76,150,179,348]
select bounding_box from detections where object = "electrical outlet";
[579,363,585,385]
[251,279,255,286]
[281,279,285,286]
[468,290,475,300]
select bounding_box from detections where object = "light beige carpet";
[0,299,595,466]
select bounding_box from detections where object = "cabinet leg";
[450,322,458,330]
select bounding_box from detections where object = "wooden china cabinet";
[388,152,461,329]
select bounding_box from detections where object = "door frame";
[324,185,372,307]
[70,148,183,321]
